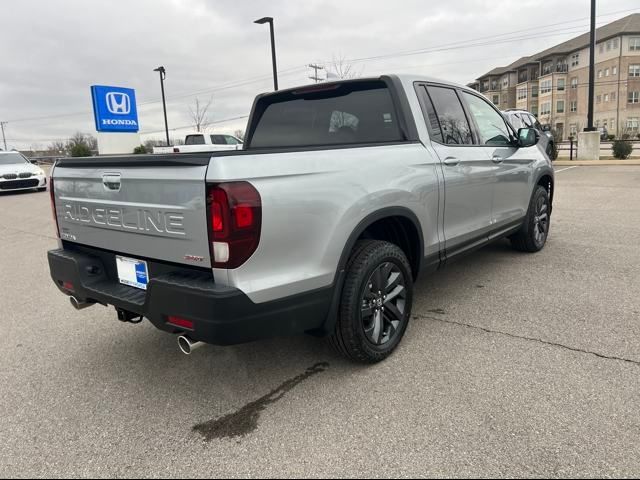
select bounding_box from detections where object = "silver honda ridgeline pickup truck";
[48,75,553,363]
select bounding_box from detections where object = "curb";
[554,160,640,166]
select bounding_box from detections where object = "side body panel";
[208,143,441,303]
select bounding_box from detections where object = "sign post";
[91,85,142,154]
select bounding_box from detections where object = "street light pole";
[254,17,278,91]
[586,0,596,131]
[0,122,7,150]
[154,66,170,146]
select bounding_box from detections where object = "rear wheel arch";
[317,208,424,336]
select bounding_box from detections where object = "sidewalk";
[554,159,640,166]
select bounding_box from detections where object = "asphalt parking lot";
[1,165,639,477]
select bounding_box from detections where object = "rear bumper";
[47,248,332,346]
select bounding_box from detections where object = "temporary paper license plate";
[116,256,149,290]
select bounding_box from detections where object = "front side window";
[424,86,473,145]
[629,92,640,104]
[462,92,512,146]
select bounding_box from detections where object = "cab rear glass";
[249,80,404,148]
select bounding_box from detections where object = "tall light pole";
[0,122,7,150]
[154,66,170,146]
[585,0,596,131]
[254,17,278,91]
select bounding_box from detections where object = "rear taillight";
[50,177,60,238]
[206,182,261,269]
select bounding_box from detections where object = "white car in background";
[0,152,47,193]
[152,133,243,154]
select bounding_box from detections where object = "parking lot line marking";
[555,166,579,173]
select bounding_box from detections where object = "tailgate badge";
[102,173,121,192]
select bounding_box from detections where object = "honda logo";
[105,92,131,115]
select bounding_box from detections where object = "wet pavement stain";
[426,308,446,315]
[476,284,485,288]
[193,362,329,441]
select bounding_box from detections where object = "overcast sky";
[1,0,638,150]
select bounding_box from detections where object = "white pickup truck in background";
[152,133,243,154]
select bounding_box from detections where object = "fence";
[557,139,640,159]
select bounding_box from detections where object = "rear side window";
[425,86,473,145]
[185,135,205,145]
[249,81,403,148]
[508,113,525,129]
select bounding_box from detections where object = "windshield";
[0,153,29,165]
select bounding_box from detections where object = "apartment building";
[470,13,640,140]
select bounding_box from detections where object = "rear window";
[249,81,404,148]
[185,135,205,145]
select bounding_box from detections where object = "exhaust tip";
[178,335,204,355]
[70,296,93,310]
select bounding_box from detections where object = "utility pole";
[585,0,596,131]
[0,122,7,150]
[308,64,325,83]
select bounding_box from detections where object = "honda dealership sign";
[91,85,139,133]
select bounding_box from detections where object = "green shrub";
[607,134,616,141]
[612,140,633,159]
[133,145,147,154]
[69,143,92,157]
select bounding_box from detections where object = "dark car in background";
[503,109,556,160]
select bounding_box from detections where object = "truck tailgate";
[52,155,212,267]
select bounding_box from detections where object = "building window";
[605,68,610,77]
[611,92,616,101]
[629,92,640,104]
[482,80,489,91]
[571,77,578,89]
[557,100,565,113]
[599,44,604,54]
[491,80,498,90]
[630,65,640,77]
[630,38,640,51]
[532,86,539,97]
[570,101,578,112]
[503,77,509,87]
[543,61,553,75]
[598,70,603,78]
[541,102,551,115]
[596,95,602,104]
[492,95,500,105]
[517,88,527,100]
[531,105,538,116]
[557,78,565,91]
[610,119,615,131]
[613,66,618,75]
[571,53,580,67]
[604,94,609,102]
[540,80,552,94]
[627,118,639,131]
[613,38,619,49]
[607,40,612,51]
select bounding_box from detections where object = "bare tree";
[233,129,245,141]
[188,97,214,132]
[48,141,67,155]
[325,54,362,81]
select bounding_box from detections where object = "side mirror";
[518,128,539,148]
[541,124,551,132]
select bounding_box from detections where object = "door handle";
[491,155,504,163]
[443,157,460,166]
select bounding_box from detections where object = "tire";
[37,187,46,192]
[511,186,551,252]
[328,240,413,363]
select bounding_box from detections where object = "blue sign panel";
[91,85,139,133]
